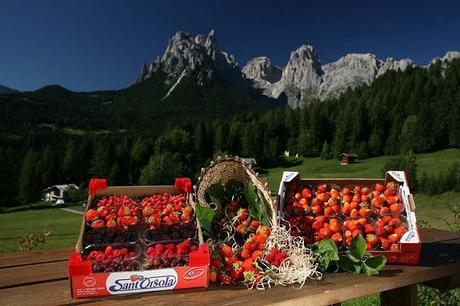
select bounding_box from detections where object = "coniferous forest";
[1,59,459,208]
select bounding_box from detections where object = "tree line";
[1,59,459,208]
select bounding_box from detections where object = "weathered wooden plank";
[0,261,459,306]
[0,248,71,269]
[0,260,68,289]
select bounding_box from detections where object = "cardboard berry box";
[277,171,421,265]
[68,178,210,299]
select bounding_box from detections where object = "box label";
[106,269,178,294]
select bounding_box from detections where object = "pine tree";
[63,141,82,183]
[40,145,61,187]
[400,115,418,154]
[18,150,40,206]
[320,141,331,160]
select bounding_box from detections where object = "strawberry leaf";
[315,238,339,270]
[362,255,387,276]
[195,205,216,239]
[339,254,362,274]
[245,183,269,225]
[349,234,366,260]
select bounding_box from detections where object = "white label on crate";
[401,230,420,243]
[282,171,299,183]
[106,269,178,294]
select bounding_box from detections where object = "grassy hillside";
[263,149,460,191]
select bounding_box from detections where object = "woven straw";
[194,156,277,226]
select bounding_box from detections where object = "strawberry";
[209,266,219,283]
[375,183,385,192]
[230,262,243,281]
[218,270,232,284]
[331,232,343,245]
[104,245,113,256]
[91,219,104,229]
[243,240,258,251]
[243,267,260,284]
[229,200,240,211]
[252,234,268,244]
[241,249,252,259]
[236,223,248,235]
[242,258,254,270]
[365,234,378,248]
[106,218,117,229]
[237,208,249,221]
[273,251,287,267]
[251,250,263,260]
[256,225,271,236]
[220,244,233,258]
[388,233,400,243]
[85,209,99,222]
[301,188,312,199]
[249,220,260,231]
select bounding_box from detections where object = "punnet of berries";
[144,239,198,269]
[84,245,140,273]
[141,193,194,228]
[81,189,201,275]
[85,195,139,230]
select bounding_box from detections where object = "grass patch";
[263,149,460,192]
[0,202,83,253]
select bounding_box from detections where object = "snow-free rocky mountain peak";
[135,30,240,88]
[135,30,460,108]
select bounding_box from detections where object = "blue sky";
[1,0,459,91]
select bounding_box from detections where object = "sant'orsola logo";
[183,267,205,280]
[106,270,178,294]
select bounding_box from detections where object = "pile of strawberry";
[209,225,271,285]
[312,216,343,246]
[371,182,403,215]
[283,183,314,243]
[341,186,372,218]
[233,207,264,238]
[141,193,194,228]
[85,245,140,272]
[343,218,377,250]
[375,215,407,251]
[311,184,341,216]
[144,239,198,269]
[85,195,138,230]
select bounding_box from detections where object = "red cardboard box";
[277,171,421,265]
[68,178,209,299]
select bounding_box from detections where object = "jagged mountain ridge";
[136,30,460,108]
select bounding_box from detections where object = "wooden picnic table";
[0,228,459,306]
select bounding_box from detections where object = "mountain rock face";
[135,30,460,108]
[242,57,282,84]
[243,51,415,107]
[135,30,242,88]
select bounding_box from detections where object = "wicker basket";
[193,156,277,226]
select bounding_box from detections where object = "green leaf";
[349,234,366,260]
[362,255,387,276]
[195,204,216,239]
[245,183,269,225]
[316,239,339,270]
[339,253,362,274]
